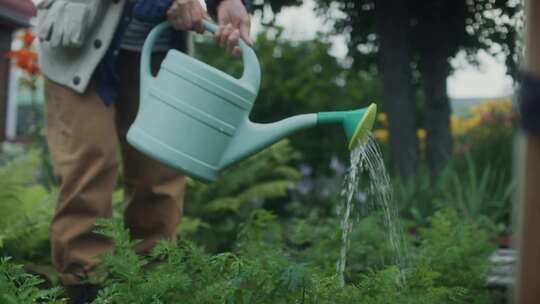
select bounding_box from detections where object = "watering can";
[127,21,377,183]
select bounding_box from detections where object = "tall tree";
[374,0,418,177]
[412,1,465,173]
[316,0,521,175]
[411,0,520,172]
[314,0,419,177]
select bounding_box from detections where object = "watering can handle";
[141,20,261,92]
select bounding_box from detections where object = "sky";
[30,0,515,99]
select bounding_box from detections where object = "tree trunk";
[418,44,452,174]
[374,0,418,177]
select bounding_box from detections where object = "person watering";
[36,0,251,302]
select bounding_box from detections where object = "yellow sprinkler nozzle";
[347,103,377,150]
[317,103,378,151]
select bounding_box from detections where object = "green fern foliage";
[0,206,499,304]
[416,208,496,303]
[0,257,63,303]
[182,140,302,251]
[93,211,315,304]
[0,151,55,262]
[187,140,301,212]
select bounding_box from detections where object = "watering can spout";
[219,114,318,169]
[218,103,377,169]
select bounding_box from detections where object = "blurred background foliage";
[0,0,519,302]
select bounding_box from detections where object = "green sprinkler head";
[344,103,377,150]
[317,103,378,150]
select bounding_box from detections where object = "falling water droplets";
[336,134,406,287]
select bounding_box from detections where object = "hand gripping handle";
[141,20,261,92]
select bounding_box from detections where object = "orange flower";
[4,50,39,75]
[25,61,40,75]
[21,31,35,49]
[2,30,40,75]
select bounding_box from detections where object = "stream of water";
[336,134,406,287]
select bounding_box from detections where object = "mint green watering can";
[127,21,377,182]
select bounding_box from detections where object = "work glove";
[37,0,103,48]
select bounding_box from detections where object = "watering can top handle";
[141,20,261,91]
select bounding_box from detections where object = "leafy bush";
[0,151,55,263]
[92,211,316,304]
[0,257,62,303]
[392,166,449,227]
[444,155,514,233]
[393,156,514,235]
[314,208,498,304]
[415,208,496,302]
[0,206,500,303]
[92,207,498,303]
[287,214,395,279]
[181,140,302,252]
[314,265,468,304]
[374,98,516,233]
[452,97,516,175]
[0,118,506,304]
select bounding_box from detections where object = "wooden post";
[516,1,540,303]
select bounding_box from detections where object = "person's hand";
[167,0,206,33]
[215,0,251,57]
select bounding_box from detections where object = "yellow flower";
[451,116,464,136]
[373,129,389,143]
[471,97,512,117]
[451,97,514,140]
[465,117,482,133]
[451,116,474,137]
[416,128,426,141]
[377,113,388,127]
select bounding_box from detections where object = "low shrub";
[0,206,501,303]
[181,139,302,252]
[0,151,55,263]
[0,257,63,303]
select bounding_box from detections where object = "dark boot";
[64,284,100,304]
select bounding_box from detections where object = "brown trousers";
[44,51,185,285]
